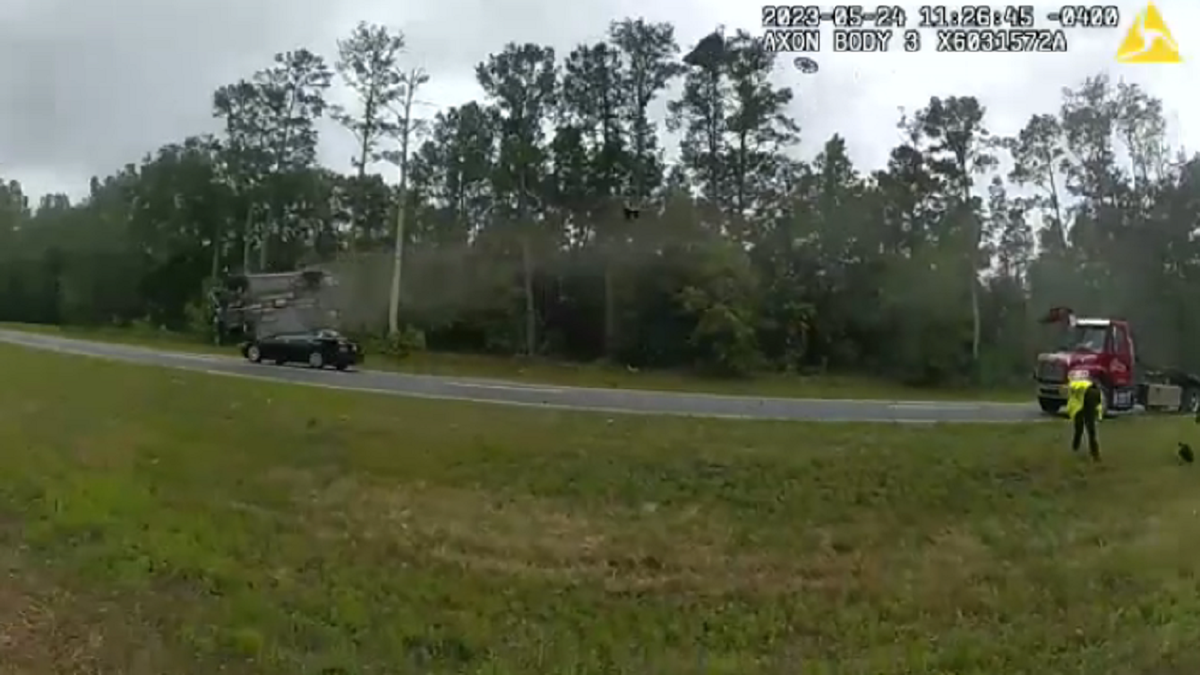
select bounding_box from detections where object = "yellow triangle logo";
[1116,2,1182,63]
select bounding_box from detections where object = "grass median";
[0,343,1197,674]
[0,321,1028,402]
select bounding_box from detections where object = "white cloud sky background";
[0,0,1195,202]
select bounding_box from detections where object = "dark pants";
[1072,387,1101,459]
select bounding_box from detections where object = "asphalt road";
[0,329,1045,423]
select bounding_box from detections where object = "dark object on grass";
[622,205,640,221]
[1179,442,1194,464]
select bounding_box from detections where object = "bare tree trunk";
[519,178,536,356]
[387,180,407,335]
[387,69,423,336]
[603,205,622,359]
[241,205,254,272]
[210,226,223,345]
[350,132,371,255]
[705,68,721,205]
[970,277,981,361]
[1048,165,1065,236]
[259,213,269,272]
[966,191,982,374]
[522,235,536,355]
[210,227,222,280]
[603,260,616,358]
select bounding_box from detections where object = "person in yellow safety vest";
[1066,369,1103,461]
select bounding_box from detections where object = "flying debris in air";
[793,57,820,74]
[684,29,727,69]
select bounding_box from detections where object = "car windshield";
[1056,325,1108,352]
[315,329,342,339]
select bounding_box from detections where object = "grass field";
[0,322,1028,402]
[1,344,1199,674]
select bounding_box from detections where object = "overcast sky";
[0,0,1195,202]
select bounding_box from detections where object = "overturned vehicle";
[209,268,345,344]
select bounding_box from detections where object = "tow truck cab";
[1035,318,1136,414]
[1034,312,1200,415]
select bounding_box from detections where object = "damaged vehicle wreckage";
[208,267,363,370]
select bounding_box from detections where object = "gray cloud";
[0,0,330,175]
[0,0,1194,200]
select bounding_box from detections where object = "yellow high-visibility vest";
[1066,379,1103,421]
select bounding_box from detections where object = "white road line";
[153,351,229,363]
[194,367,770,419]
[443,381,564,394]
[889,403,981,411]
[202,366,973,423]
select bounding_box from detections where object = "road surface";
[0,329,1044,423]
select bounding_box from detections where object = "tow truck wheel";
[1038,397,1062,414]
[1099,383,1113,417]
[246,345,261,363]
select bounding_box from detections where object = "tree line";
[0,20,1194,385]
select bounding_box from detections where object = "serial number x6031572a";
[936,28,1069,52]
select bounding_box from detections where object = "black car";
[241,329,363,370]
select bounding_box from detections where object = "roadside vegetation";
[0,19,1190,393]
[2,343,1198,674]
[0,322,1027,402]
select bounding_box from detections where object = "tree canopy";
[0,21,1194,386]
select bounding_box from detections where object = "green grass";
[1,343,1199,673]
[0,322,1028,402]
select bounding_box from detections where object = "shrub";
[361,325,427,359]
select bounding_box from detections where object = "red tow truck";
[1034,307,1200,415]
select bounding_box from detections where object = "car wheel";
[308,351,325,369]
[246,345,261,363]
[335,362,348,371]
